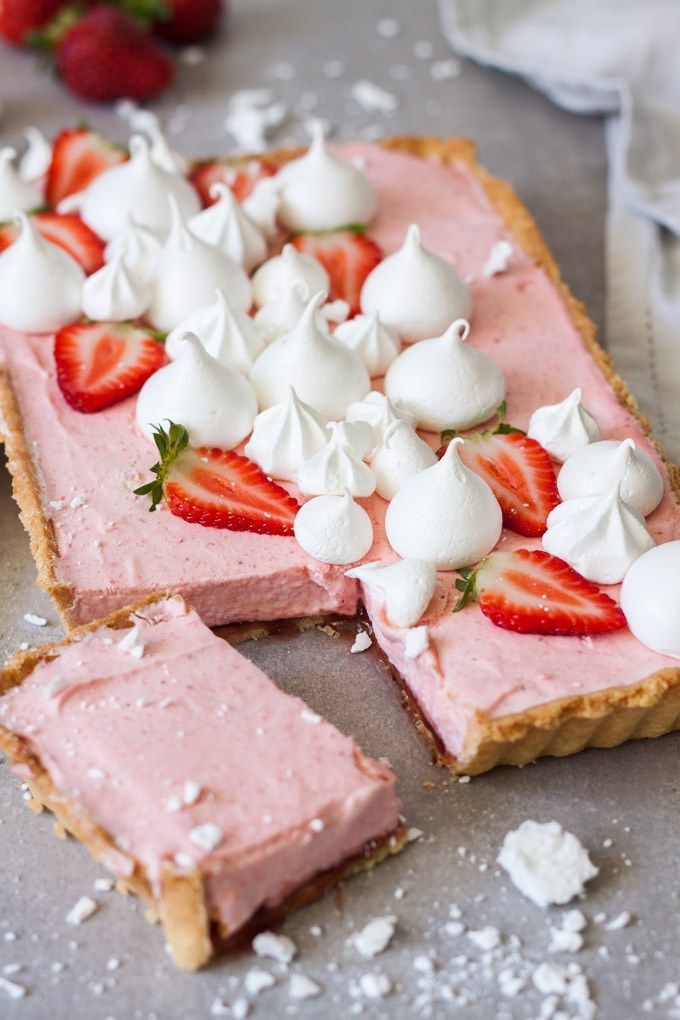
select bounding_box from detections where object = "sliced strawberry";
[46,127,127,209]
[440,406,560,537]
[455,549,626,637]
[55,323,166,413]
[292,230,383,317]
[0,212,105,274]
[134,424,299,534]
[190,159,277,207]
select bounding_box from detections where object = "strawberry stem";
[133,421,189,511]
[453,568,478,612]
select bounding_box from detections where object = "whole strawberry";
[154,0,222,43]
[0,0,66,45]
[53,6,173,101]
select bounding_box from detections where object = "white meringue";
[244,385,328,482]
[19,127,52,183]
[542,485,654,584]
[68,135,200,242]
[145,123,189,175]
[0,147,42,219]
[345,391,417,448]
[334,312,400,377]
[136,332,257,449]
[360,224,471,341]
[294,489,374,564]
[557,438,664,517]
[298,421,376,497]
[528,387,601,462]
[254,279,311,342]
[104,214,162,282]
[334,419,376,459]
[82,252,150,322]
[0,213,84,333]
[165,289,263,373]
[482,239,514,277]
[242,176,282,239]
[251,243,329,308]
[385,319,506,431]
[277,121,376,232]
[147,198,252,332]
[620,542,680,658]
[385,438,502,569]
[369,421,437,500]
[249,293,370,420]
[189,183,267,273]
[345,559,437,627]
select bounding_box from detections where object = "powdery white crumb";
[23,613,47,627]
[189,823,223,852]
[244,968,275,995]
[467,925,500,950]
[605,910,632,930]
[403,626,429,659]
[350,916,397,958]
[359,971,392,999]
[252,930,297,964]
[483,239,514,277]
[351,630,373,653]
[66,896,98,926]
[498,820,598,907]
[0,975,27,999]
[350,80,398,115]
[289,973,321,999]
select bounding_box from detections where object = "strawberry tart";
[0,123,679,786]
[0,594,403,969]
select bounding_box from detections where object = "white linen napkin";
[439,0,680,461]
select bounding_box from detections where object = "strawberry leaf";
[134,420,189,512]
[453,568,477,612]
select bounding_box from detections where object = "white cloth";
[439,0,680,460]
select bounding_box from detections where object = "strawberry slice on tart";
[134,423,300,535]
[0,212,105,274]
[190,159,277,207]
[440,404,560,538]
[292,230,382,317]
[455,549,626,636]
[46,126,127,209]
[55,322,167,413]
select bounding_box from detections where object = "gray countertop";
[0,2,678,1018]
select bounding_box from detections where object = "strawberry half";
[55,322,166,413]
[0,212,105,274]
[46,127,127,209]
[455,549,626,637]
[190,159,277,207]
[134,423,299,535]
[440,404,560,538]
[292,230,382,317]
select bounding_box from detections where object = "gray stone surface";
[0,2,677,1018]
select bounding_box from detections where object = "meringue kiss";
[136,332,257,449]
[294,489,374,564]
[334,311,400,377]
[385,438,502,569]
[68,135,200,242]
[385,319,505,431]
[249,293,370,420]
[298,421,376,497]
[360,224,471,341]
[147,197,252,332]
[104,214,162,282]
[345,559,437,628]
[244,385,328,482]
[369,420,437,500]
[251,243,329,308]
[621,542,680,658]
[189,182,267,273]
[528,387,601,462]
[0,213,84,333]
[0,147,42,219]
[277,121,376,232]
[81,252,150,322]
[165,289,264,373]
[557,438,664,517]
[542,484,654,584]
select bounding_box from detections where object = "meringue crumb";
[0,975,27,1000]
[66,896,98,925]
[351,630,372,653]
[359,971,392,999]
[350,916,397,958]
[252,930,297,964]
[23,613,47,627]
[188,823,223,852]
[300,708,322,724]
[404,626,429,659]
[350,80,398,115]
[498,819,598,907]
[289,973,321,999]
[244,968,275,995]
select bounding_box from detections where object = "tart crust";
[1,136,679,775]
[0,595,406,970]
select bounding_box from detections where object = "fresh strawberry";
[0,0,65,45]
[0,212,104,274]
[46,7,174,102]
[455,549,626,637]
[46,127,127,209]
[55,322,167,413]
[440,404,560,538]
[292,230,382,316]
[190,159,277,207]
[134,423,299,534]
[154,0,222,43]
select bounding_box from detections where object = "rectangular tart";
[0,594,403,969]
[1,136,680,775]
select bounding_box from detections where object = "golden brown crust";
[1,135,680,775]
[0,594,405,969]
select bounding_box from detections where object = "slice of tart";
[0,594,403,968]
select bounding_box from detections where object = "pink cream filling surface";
[1,143,680,759]
[0,597,399,933]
